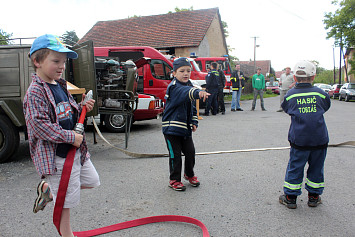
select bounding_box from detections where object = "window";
[150,59,172,80]
[206,61,213,71]
[191,60,201,72]
[196,61,203,71]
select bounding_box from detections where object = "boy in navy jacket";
[162,58,209,191]
[279,60,331,209]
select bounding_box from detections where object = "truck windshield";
[190,60,201,72]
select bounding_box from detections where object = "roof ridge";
[94,7,219,23]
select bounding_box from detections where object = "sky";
[1,0,341,71]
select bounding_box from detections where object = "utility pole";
[251,36,259,74]
[333,46,336,84]
[339,35,342,85]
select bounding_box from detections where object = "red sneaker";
[184,174,200,187]
[169,180,186,191]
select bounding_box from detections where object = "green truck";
[0,41,138,163]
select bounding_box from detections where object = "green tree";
[61,30,79,46]
[323,0,355,48]
[314,69,340,84]
[170,6,194,13]
[0,29,13,45]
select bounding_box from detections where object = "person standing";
[279,60,330,209]
[205,62,220,116]
[230,64,245,111]
[217,65,226,114]
[251,67,266,111]
[277,66,296,112]
[162,57,209,191]
[23,34,100,237]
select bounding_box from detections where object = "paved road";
[1,96,354,236]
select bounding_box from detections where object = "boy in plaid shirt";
[23,34,100,236]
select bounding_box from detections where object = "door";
[68,41,98,116]
[144,59,172,101]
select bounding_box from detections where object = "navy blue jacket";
[162,78,201,137]
[281,83,331,148]
[205,70,220,91]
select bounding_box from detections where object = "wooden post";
[196,99,203,120]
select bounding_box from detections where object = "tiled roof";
[238,60,272,77]
[79,8,219,48]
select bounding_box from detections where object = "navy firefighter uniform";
[281,83,331,196]
[162,78,202,182]
[205,69,220,115]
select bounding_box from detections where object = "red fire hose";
[52,90,210,236]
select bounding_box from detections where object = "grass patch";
[224,90,278,101]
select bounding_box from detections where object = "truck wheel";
[104,114,130,133]
[0,115,20,163]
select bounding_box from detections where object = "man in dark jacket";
[217,65,226,114]
[230,64,245,111]
[205,62,220,115]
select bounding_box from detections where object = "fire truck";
[193,56,233,94]
[94,46,208,102]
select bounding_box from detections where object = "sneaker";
[236,108,243,111]
[262,108,267,111]
[33,180,53,213]
[231,109,236,111]
[169,180,186,191]
[276,109,283,112]
[279,194,297,209]
[308,194,322,207]
[184,174,200,187]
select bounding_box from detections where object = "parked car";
[314,83,332,93]
[266,81,280,94]
[339,83,355,102]
[328,84,342,99]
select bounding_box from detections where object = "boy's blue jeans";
[231,89,242,110]
[284,147,327,196]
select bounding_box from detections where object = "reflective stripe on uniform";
[286,92,326,101]
[284,181,302,190]
[306,178,324,189]
[189,88,197,101]
[162,121,188,130]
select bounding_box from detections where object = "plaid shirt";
[23,74,90,177]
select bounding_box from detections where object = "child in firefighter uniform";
[162,57,209,191]
[279,60,331,209]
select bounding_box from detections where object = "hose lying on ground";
[92,117,355,158]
